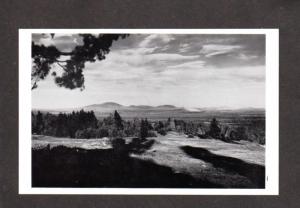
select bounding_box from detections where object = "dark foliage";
[95,128,109,138]
[235,126,247,141]
[153,120,173,136]
[209,118,221,139]
[32,110,265,143]
[32,110,156,139]
[32,34,128,90]
[32,110,97,138]
[32,145,220,188]
[181,146,265,188]
[147,130,157,137]
[128,137,155,154]
[140,119,149,139]
[114,110,123,129]
[157,128,167,136]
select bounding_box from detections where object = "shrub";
[96,127,109,138]
[259,136,265,145]
[235,126,247,141]
[75,130,85,139]
[147,130,157,137]
[184,122,198,136]
[154,121,164,131]
[109,128,125,138]
[131,137,142,146]
[75,128,97,139]
[157,129,167,136]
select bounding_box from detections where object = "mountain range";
[35,102,265,120]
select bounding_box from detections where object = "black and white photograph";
[19,29,279,194]
[2,0,299,206]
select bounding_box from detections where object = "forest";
[32,110,265,144]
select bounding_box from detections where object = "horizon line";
[32,101,265,111]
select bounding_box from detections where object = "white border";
[19,29,279,195]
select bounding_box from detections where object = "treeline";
[210,118,265,144]
[172,118,265,144]
[32,110,265,144]
[32,110,98,138]
[32,110,162,139]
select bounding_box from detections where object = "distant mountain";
[87,102,123,108]
[83,102,183,112]
[196,107,265,113]
[35,102,265,120]
[129,105,152,109]
[82,102,264,119]
[157,105,176,108]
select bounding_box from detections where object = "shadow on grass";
[181,146,265,188]
[128,138,156,154]
[32,144,220,188]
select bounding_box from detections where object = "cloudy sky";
[32,33,265,109]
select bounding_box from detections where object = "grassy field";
[33,135,112,149]
[32,131,265,188]
[131,131,264,188]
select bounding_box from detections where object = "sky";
[32,33,265,110]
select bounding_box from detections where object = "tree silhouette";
[114,110,123,129]
[140,119,149,139]
[209,118,221,139]
[31,34,128,90]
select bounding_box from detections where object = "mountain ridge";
[34,102,265,112]
[33,102,265,120]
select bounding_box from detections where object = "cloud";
[32,33,266,109]
[138,34,175,48]
[80,34,265,92]
[201,44,243,57]
[32,34,82,52]
[236,53,259,60]
[85,46,201,74]
[32,33,265,68]
[167,60,206,70]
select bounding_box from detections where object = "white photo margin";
[19,29,279,195]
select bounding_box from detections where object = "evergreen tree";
[36,111,44,134]
[140,119,149,139]
[32,110,100,138]
[32,112,37,133]
[209,118,221,139]
[158,121,164,129]
[114,110,123,129]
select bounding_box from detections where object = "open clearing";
[131,131,265,187]
[32,131,265,188]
